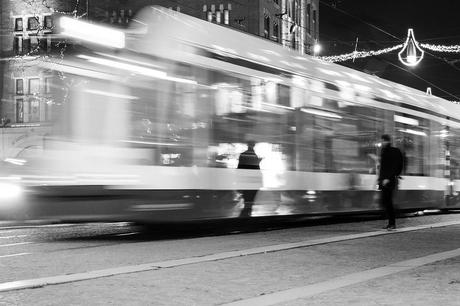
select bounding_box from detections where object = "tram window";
[126,61,215,167]
[208,72,296,172]
[394,116,428,176]
[278,84,290,107]
[128,79,199,166]
[296,97,379,174]
[448,128,460,180]
[426,121,445,178]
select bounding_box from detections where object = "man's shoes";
[382,225,396,230]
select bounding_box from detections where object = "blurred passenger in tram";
[378,134,404,230]
[237,140,262,217]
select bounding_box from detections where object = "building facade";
[0,0,319,160]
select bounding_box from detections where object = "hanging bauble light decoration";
[398,29,424,66]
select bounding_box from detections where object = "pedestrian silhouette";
[378,134,403,230]
[237,141,262,217]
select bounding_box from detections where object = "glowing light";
[0,184,21,198]
[301,108,342,119]
[313,44,321,54]
[394,115,419,126]
[84,89,139,100]
[60,17,125,48]
[398,29,424,66]
[439,129,449,138]
[77,55,197,85]
[398,129,427,137]
[4,158,27,166]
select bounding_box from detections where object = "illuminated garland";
[420,44,460,53]
[318,44,403,62]
[319,29,460,64]
[317,29,460,104]
[321,42,460,63]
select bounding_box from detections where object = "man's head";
[381,134,391,148]
[247,140,256,150]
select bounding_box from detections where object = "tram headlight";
[0,183,21,199]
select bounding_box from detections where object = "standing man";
[237,140,262,217]
[378,134,403,230]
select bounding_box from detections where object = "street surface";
[0,212,460,305]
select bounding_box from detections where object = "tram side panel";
[6,7,460,222]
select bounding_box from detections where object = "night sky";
[319,0,460,101]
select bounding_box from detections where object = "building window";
[207,11,213,22]
[216,11,221,23]
[307,3,311,34]
[23,38,30,54]
[16,99,24,123]
[45,100,52,121]
[29,78,40,95]
[13,37,22,55]
[224,9,229,25]
[28,17,39,31]
[14,18,23,31]
[39,35,53,52]
[312,9,317,38]
[30,36,39,53]
[264,15,270,38]
[44,15,53,29]
[273,23,279,41]
[30,99,40,122]
[16,79,24,94]
[45,78,52,94]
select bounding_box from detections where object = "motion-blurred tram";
[2,6,460,222]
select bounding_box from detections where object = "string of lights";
[318,44,403,62]
[316,32,460,64]
[420,44,460,53]
[319,1,460,102]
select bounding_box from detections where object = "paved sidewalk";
[1,215,460,305]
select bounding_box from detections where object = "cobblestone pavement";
[0,213,459,305]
